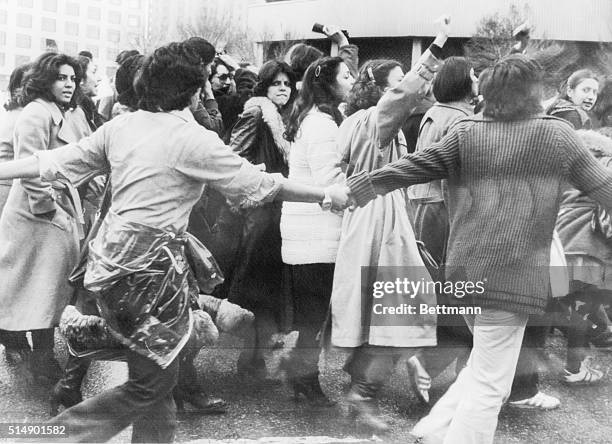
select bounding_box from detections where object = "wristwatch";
[320,188,333,211]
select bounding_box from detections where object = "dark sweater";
[348,114,612,314]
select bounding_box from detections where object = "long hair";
[433,57,474,103]
[134,42,204,112]
[482,54,543,121]
[253,60,296,108]
[4,63,30,111]
[284,56,344,142]
[345,59,401,116]
[20,52,82,108]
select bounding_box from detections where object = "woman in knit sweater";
[345,54,612,443]
[280,56,354,405]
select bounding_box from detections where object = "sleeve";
[192,97,225,137]
[305,120,345,186]
[377,47,443,147]
[36,124,110,187]
[347,127,461,206]
[229,108,259,160]
[175,131,285,208]
[339,44,359,78]
[14,107,56,214]
[561,127,612,210]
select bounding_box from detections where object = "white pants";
[412,309,528,444]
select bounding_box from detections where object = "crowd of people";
[0,15,611,444]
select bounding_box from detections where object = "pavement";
[1,330,612,443]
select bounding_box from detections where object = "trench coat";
[0,108,21,212]
[0,99,91,330]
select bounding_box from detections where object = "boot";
[289,371,336,407]
[173,386,227,414]
[346,388,390,434]
[28,350,63,386]
[49,356,90,416]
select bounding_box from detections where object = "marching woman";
[280,55,354,405]
[331,24,448,431]
[0,52,91,384]
[0,63,31,363]
[225,60,297,379]
[0,42,350,442]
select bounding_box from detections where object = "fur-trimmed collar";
[243,96,290,160]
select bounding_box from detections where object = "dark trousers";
[509,316,549,401]
[286,263,334,377]
[48,350,179,443]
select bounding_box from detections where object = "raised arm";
[377,19,449,147]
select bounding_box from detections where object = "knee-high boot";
[50,355,90,416]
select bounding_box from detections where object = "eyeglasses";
[217,73,233,82]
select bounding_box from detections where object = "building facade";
[0,0,147,90]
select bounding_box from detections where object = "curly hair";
[19,52,82,108]
[284,56,345,142]
[253,60,296,107]
[134,42,204,112]
[183,37,216,66]
[3,63,30,111]
[345,59,401,116]
[482,54,543,121]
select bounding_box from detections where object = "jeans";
[412,309,528,444]
[47,350,179,443]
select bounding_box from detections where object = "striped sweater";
[348,114,612,314]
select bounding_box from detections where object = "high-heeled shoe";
[173,387,227,414]
[49,382,83,417]
[290,375,336,407]
[345,389,390,434]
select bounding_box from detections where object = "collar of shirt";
[169,107,196,124]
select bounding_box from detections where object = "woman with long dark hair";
[345,53,612,443]
[279,56,353,405]
[0,53,91,384]
[223,60,297,379]
[0,43,350,442]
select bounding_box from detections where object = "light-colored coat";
[0,99,90,330]
[0,108,21,212]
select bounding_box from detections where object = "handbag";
[591,204,612,241]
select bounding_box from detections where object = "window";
[127,15,140,27]
[0,10,6,24]
[108,10,121,24]
[41,17,56,32]
[17,0,33,7]
[87,6,101,20]
[41,38,58,51]
[86,25,100,39]
[16,34,31,49]
[64,41,78,55]
[16,13,32,27]
[65,2,79,16]
[106,47,119,60]
[15,55,30,66]
[42,0,57,12]
[0,53,5,67]
[0,31,6,46]
[65,22,79,36]
[107,30,121,44]
[128,0,141,8]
